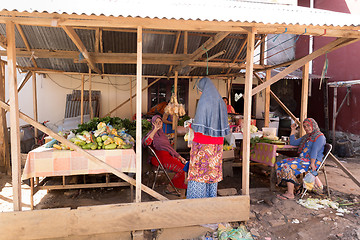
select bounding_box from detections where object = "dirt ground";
[0,154,359,240]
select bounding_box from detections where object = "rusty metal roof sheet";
[2,0,360,27]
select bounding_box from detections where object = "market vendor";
[222,97,236,114]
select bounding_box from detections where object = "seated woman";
[142,115,187,192]
[276,118,325,200]
[222,97,235,114]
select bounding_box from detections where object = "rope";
[202,45,209,75]
[319,53,328,90]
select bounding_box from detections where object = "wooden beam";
[1,12,360,37]
[184,31,188,54]
[242,29,255,196]
[89,69,93,119]
[328,153,360,188]
[0,61,10,172]
[226,39,247,74]
[0,33,7,49]
[0,99,168,201]
[252,38,352,96]
[32,72,38,142]
[173,31,230,73]
[264,69,270,127]
[173,71,178,151]
[260,34,266,65]
[168,31,181,74]
[0,195,249,239]
[105,78,162,117]
[81,74,84,124]
[7,21,21,211]
[136,26,142,202]
[62,26,101,75]
[129,77,133,119]
[300,63,309,136]
[15,23,38,68]
[254,72,301,126]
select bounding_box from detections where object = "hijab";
[297,118,324,154]
[192,77,230,137]
[142,115,180,158]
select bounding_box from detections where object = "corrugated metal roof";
[256,67,326,80]
[2,0,360,27]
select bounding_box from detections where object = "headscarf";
[297,118,324,154]
[192,77,230,137]
[142,115,180,158]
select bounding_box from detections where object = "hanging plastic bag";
[303,170,317,191]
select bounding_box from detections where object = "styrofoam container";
[262,127,277,137]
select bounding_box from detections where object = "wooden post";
[260,34,265,66]
[173,71,178,151]
[32,72,38,142]
[300,63,309,136]
[89,69,93,119]
[7,21,22,211]
[242,29,255,196]
[332,87,337,150]
[0,61,7,171]
[323,79,330,139]
[264,69,271,127]
[80,74,84,124]
[129,77,133,119]
[135,26,143,203]
[184,31,188,54]
[1,62,10,174]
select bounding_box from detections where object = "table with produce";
[21,117,154,203]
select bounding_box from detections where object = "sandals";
[276,194,295,200]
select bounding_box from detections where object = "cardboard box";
[223,149,235,160]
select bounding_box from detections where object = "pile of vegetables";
[73,116,152,139]
[53,121,135,150]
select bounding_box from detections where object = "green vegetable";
[90,143,98,150]
[104,143,117,150]
[82,143,92,149]
[96,137,102,143]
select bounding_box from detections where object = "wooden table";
[22,146,136,209]
[250,143,298,190]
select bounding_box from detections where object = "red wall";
[297,0,360,135]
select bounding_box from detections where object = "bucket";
[262,127,277,137]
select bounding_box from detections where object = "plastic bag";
[303,171,316,190]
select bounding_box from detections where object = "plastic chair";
[147,146,181,196]
[301,143,332,199]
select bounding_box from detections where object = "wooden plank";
[136,26,142,202]
[0,195,249,239]
[32,72,38,142]
[242,29,255,196]
[0,207,72,239]
[2,13,360,37]
[105,77,161,117]
[36,182,130,190]
[88,68,93,119]
[264,69,270,127]
[168,31,181,74]
[129,77,133,119]
[80,74,84,124]
[300,63,309,136]
[62,26,101,75]
[173,71,178,151]
[0,61,7,169]
[184,31,188,54]
[15,23,38,68]
[0,100,168,201]
[0,62,10,174]
[173,31,230,73]
[260,34,266,65]
[328,153,360,187]
[7,21,22,211]
[254,73,301,126]
[252,38,352,96]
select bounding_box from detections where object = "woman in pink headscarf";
[143,115,187,191]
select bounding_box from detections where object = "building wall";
[296,0,360,135]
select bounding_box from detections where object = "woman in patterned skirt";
[186,77,230,199]
[276,118,326,200]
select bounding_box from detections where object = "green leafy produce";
[178,115,190,127]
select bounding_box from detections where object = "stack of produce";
[53,122,135,150]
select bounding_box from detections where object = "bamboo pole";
[81,74,84,124]
[242,29,255,196]
[135,26,142,203]
[89,68,93,119]
[32,72,38,142]
[7,21,22,211]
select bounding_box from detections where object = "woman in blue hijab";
[186,77,230,199]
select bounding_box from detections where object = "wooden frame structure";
[0,5,359,238]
